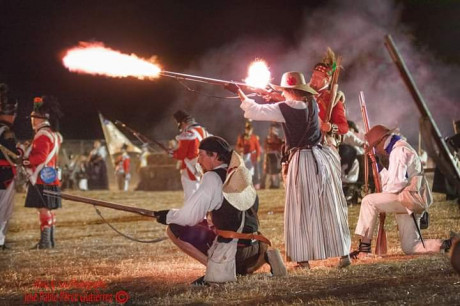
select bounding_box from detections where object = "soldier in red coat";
[115,144,131,191]
[236,121,261,189]
[23,96,63,249]
[170,110,210,201]
[309,48,348,148]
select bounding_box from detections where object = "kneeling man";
[155,136,283,284]
[353,125,458,256]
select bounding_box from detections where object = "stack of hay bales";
[135,153,182,191]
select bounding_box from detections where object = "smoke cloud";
[153,0,459,148]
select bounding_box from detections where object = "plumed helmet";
[32,96,62,119]
[0,83,18,116]
[31,95,63,131]
[313,47,337,76]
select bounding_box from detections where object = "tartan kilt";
[24,184,62,209]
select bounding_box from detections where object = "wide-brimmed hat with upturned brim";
[365,124,397,153]
[270,71,318,95]
[223,151,257,211]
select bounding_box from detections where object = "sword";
[411,212,425,248]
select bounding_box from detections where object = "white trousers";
[116,173,130,191]
[0,182,15,245]
[181,170,199,201]
[355,192,442,254]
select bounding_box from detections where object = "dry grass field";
[1,188,459,305]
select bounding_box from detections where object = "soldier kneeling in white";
[353,125,458,257]
[155,136,286,285]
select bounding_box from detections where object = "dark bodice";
[278,99,321,149]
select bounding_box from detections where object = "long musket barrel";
[384,34,460,193]
[359,91,387,255]
[43,190,158,218]
[114,120,169,153]
[160,70,272,95]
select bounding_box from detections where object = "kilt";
[266,152,281,175]
[24,184,62,209]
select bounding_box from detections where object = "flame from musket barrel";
[244,60,271,89]
[62,42,161,79]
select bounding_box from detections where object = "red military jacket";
[115,153,130,174]
[264,134,283,153]
[316,89,348,135]
[236,134,261,164]
[172,124,209,180]
[26,126,62,186]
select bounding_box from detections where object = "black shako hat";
[199,136,232,155]
[173,110,192,124]
[0,83,17,116]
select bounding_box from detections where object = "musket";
[159,70,273,96]
[0,143,20,160]
[384,34,460,197]
[114,120,169,153]
[325,56,343,123]
[43,190,158,218]
[359,91,387,255]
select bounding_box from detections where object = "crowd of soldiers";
[0,47,458,282]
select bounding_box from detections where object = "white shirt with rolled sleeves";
[166,164,227,226]
[240,97,309,122]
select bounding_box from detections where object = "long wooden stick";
[43,190,158,218]
[359,91,387,255]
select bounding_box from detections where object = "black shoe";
[350,240,372,259]
[441,231,460,253]
[191,276,208,286]
[1,244,11,251]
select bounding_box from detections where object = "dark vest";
[278,99,321,149]
[0,121,18,189]
[211,168,259,244]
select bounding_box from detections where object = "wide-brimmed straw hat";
[270,71,317,95]
[223,151,256,211]
[365,124,396,153]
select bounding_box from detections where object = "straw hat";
[365,124,396,152]
[222,151,257,211]
[270,71,318,95]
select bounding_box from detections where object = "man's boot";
[38,227,52,249]
[33,210,52,249]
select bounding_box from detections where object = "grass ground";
[0,188,459,305]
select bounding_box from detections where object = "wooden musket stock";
[43,190,158,218]
[359,91,387,255]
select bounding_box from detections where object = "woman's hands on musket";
[225,83,248,101]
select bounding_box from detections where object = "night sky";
[1,0,459,144]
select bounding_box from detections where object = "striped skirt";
[284,146,351,262]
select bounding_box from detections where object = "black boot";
[350,240,372,259]
[38,227,52,249]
